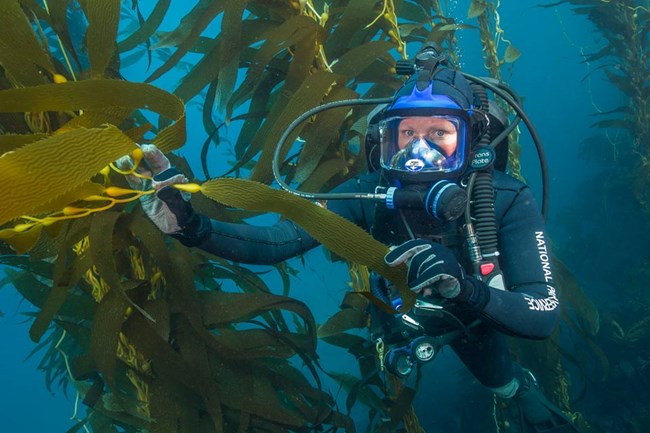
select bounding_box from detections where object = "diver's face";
[397,117,458,156]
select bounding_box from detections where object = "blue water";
[0,1,636,431]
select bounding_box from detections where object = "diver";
[117,45,579,433]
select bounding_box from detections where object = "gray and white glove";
[384,239,466,299]
[116,145,210,246]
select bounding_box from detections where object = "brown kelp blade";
[0,0,54,86]
[200,177,414,308]
[0,80,186,152]
[0,126,135,226]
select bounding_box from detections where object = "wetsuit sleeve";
[192,217,320,265]
[459,185,559,339]
[176,178,371,265]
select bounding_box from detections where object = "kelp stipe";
[471,0,524,179]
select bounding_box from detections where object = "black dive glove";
[115,145,210,247]
[384,239,469,300]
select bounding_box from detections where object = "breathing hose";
[472,170,498,256]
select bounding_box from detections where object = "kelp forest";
[0,0,648,432]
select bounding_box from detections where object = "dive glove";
[115,145,209,246]
[385,239,466,299]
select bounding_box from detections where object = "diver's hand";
[115,144,193,235]
[384,239,466,299]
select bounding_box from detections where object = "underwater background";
[0,0,648,432]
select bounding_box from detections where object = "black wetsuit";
[190,170,559,390]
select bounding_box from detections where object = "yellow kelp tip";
[104,186,143,197]
[53,74,68,83]
[173,183,202,193]
[131,148,144,164]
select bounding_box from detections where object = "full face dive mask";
[379,111,469,179]
[271,46,550,221]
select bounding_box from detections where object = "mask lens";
[379,114,467,176]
